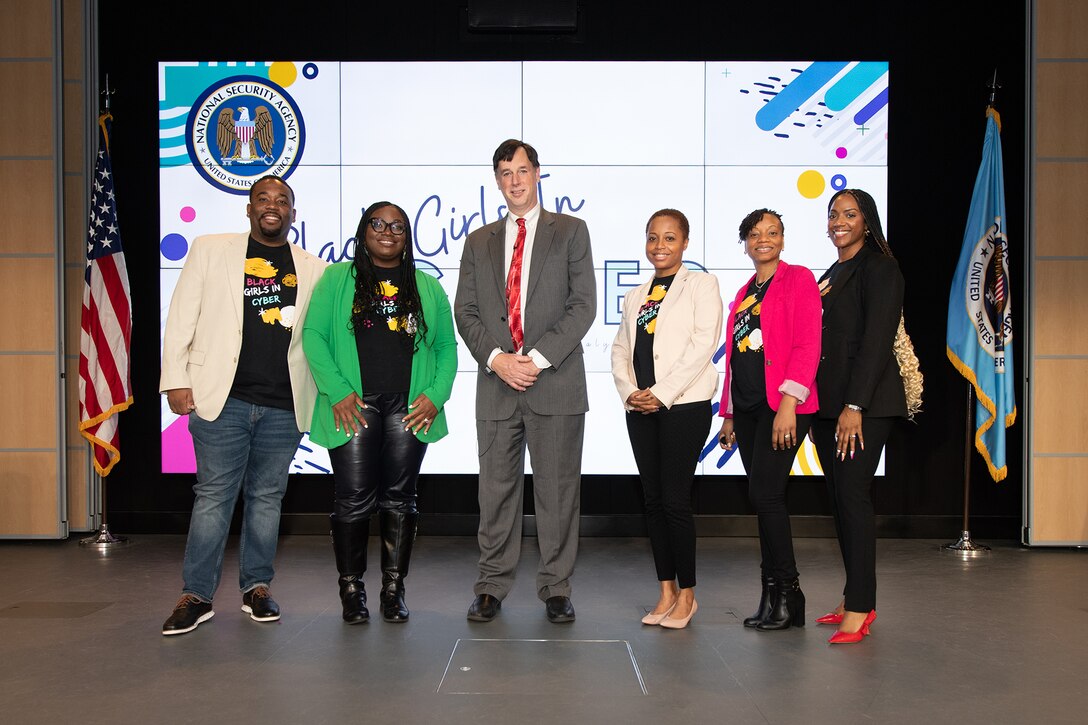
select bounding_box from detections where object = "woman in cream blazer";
[611,209,722,629]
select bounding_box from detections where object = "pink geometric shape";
[835,147,848,159]
[162,416,197,473]
[180,206,196,223]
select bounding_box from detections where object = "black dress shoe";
[241,585,281,622]
[467,593,501,622]
[545,595,575,623]
[162,594,214,636]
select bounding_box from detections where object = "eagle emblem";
[217,105,275,165]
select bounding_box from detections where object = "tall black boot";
[331,517,369,624]
[743,575,777,628]
[379,510,417,623]
[756,578,805,631]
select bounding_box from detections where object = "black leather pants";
[327,392,427,522]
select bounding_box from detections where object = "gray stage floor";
[0,535,1084,725]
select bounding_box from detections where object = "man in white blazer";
[159,175,326,635]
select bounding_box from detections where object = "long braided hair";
[827,188,923,419]
[351,201,428,352]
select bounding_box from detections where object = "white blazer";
[160,233,327,430]
[611,264,723,410]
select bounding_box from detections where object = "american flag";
[78,114,133,476]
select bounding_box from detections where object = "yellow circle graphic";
[269,62,298,87]
[797,170,825,199]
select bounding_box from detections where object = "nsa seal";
[185,75,306,195]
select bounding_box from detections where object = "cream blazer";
[160,232,327,430]
[611,264,723,410]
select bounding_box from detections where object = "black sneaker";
[241,586,281,622]
[162,594,214,636]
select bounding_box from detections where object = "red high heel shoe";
[827,610,876,644]
[815,612,843,625]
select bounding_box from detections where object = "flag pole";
[79,469,129,548]
[941,70,1001,558]
[941,383,989,556]
[79,75,129,550]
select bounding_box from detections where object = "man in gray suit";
[455,139,596,623]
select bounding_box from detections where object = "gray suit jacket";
[455,209,596,419]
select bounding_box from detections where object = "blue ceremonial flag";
[946,107,1016,482]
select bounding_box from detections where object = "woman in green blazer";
[303,201,457,625]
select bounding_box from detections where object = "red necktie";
[506,218,526,352]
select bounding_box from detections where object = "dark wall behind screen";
[96,1,1027,536]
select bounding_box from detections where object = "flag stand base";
[940,530,990,557]
[79,524,130,549]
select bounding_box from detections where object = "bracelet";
[845,404,863,412]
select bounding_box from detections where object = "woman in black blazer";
[812,189,906,644]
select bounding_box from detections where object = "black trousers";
[327,392,427,523]
[811,415,896,613]
[625,400,712,589]
[733,404,814,582]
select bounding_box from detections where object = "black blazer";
[816,245,907,419]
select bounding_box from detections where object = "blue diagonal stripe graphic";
[755,62,848,131]
[853,87,889,125]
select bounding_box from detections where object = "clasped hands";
[626,388,664,415]
[492,353,540,392]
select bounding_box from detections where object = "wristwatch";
[845,404,863,412]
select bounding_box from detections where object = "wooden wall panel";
[1036,64,1088,158]
[0,62,54,157]
[63,82,83,173]
[1031,0,1088,545]
[0,356,57,448]
[66,446,91,529]
[0,0,53,57]
[1031,458,1088,542]
[0,453,60,536]
[1032,359,1088,454]
[1036,0,1088,58]
[65,174,86,264]
[64,266,82,359]
[1034,261,1088,355]
[65,356,92,531]
[2,259,57,350]
[1034,162,1088,256]
[62,0,83,79]
[0,159,55,254]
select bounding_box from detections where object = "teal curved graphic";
[159,62,272,167]
[824,62,888,112]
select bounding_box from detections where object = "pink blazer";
[720,259,822,417]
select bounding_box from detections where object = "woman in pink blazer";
[718,208,821,631]
[611,209,723,630]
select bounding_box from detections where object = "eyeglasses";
[367,218,407,235]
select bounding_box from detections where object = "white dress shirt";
[486,203,551,370]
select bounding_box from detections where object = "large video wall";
[159,60,889,476]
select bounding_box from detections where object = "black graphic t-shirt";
[230,237,299,411]
[730,274,773,413]
[817,255,859,300]
[633,274,675,390]
[354,264,413,394]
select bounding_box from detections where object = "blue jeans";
[182,397,302,602]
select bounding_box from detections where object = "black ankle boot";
[743,575,777,628]
[379,510,417,623]
[756,578,805,631]
[331,517,370,624]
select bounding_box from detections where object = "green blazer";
[302,262,457,448]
